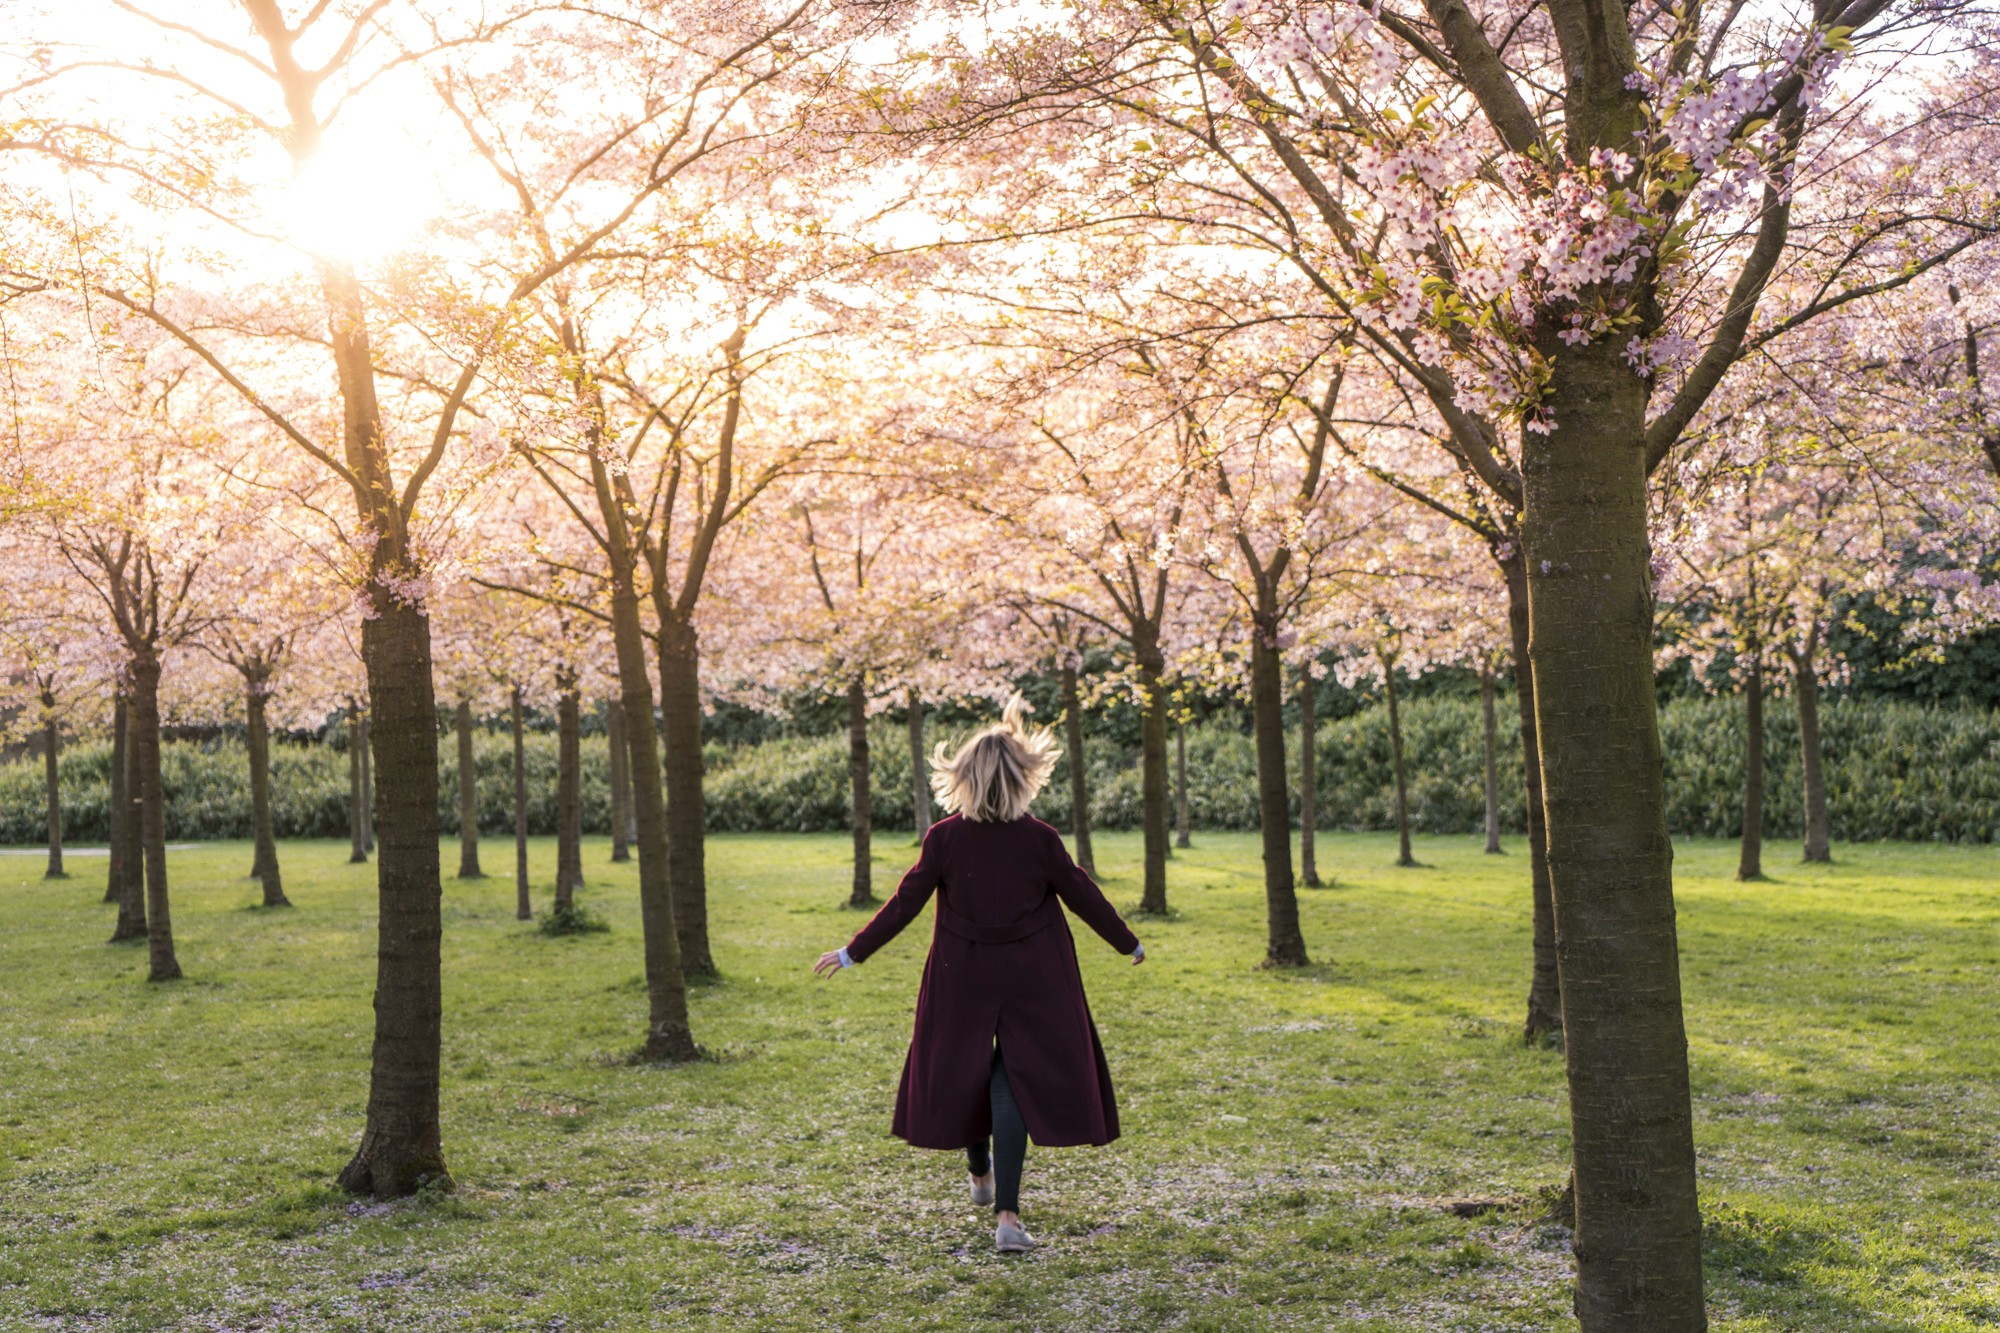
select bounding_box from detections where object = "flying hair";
[929,692,1061,823]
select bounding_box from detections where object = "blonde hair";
[930,693,1061,823]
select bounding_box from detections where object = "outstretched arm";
[1048,827,1142,957]
[838,825,946,966]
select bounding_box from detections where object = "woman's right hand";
[813,949,847,978]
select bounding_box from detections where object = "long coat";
[845,813,1140,1150]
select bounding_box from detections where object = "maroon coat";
[845,813,1140,1150]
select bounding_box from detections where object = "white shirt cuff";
[1130,941,1145,962]
[837,946,854,968]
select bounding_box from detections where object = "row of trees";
[3,2,1996,1327]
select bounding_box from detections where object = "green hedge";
[5,694,1997,844]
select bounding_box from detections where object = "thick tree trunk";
[106,693,129,906]
[1299,670,1320,886]
[1060,662,1096,874]
[1136,640,1171,915]
[336,595,449,1198]
[847,677,874,906]
[1522,336,1704,1329]
[1794,636,1831,864]
[1503,554,1562,1041]
[608,569,696,1058]
[1173,719,1191,850]
[41,699,64,879]
[1383,661,1415,867]
[348,701,368,865]
[657,620,714,976]
[247,686,289,907]
[1251,619,1307,965]
[455,701,482,880]
[129,657,179,981]
[1738,641,1765,882]
[607,698,632,863]
[907,692,930,843]
[557,685,583,910]
[512,686,530,921]
[1481,666,1504,855]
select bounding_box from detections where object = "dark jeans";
[965,1045,1025,1214]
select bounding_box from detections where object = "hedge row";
[3,694,1997,844]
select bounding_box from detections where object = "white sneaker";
[995,1218,1035,1253]
[970,1172,995,1208]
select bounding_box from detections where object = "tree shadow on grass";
[1702,1201,1982,1333]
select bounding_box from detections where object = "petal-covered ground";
[0,831,1993,1331]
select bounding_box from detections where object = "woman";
[814,695,1145,1254]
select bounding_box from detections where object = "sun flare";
[277,132,441,265]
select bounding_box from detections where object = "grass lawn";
[1,829,1996,1331]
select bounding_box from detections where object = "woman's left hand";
[813,949,847,978]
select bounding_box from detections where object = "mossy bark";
[847,677,874,906]
[455,701,482,880]
[1060,663,1096,874]
[1522,332,1704,1330]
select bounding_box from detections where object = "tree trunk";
[512,685,530,921]
[657,619,714,976]
[41,696,65,879]
[359,709,374,855]
[1503,553,1562,1042]
[1738,640,1765,882]
[110,695,146,941]
[1383,659,1415,867]
[907,691,930,844]
[1173,719,1191,850]
[455,700,482,880]
[1481,666,1504,855]
[1521,335,1704,1329]
[556,684,583,910]
[336,594,450,1198]
[847,676,874,906]
[607,698,632,863]
[1251,619,1307,965]
[105,692,130,907]
[1794,634,1831,864]
[247,685,290,907]
[1060,662,1096,874]
[1136,640,1171,915]
[129,655,179,982]
[1299,670,1320,886]
[608,561,696,1059]
[348,701,368,865]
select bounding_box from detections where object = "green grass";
[1,831,1996,1331]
